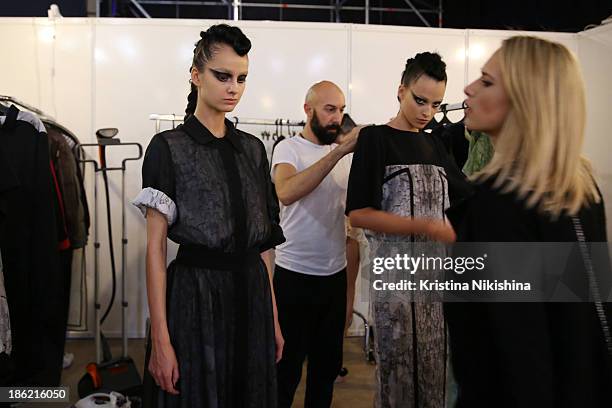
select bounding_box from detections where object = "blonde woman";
[445,36,611,407]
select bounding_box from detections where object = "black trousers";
[274,265,347,408]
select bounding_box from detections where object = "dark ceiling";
[2,0,611,32]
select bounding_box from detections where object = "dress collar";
[181,114,243,153]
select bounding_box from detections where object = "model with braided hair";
[133,24,285,407]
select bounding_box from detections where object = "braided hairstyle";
[400,52,447,86]
[185,24,251,120]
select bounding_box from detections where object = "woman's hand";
[149,340,180,395]
[274,318,285,363]
[426,219,457,243]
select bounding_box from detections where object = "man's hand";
[336,125,364,154]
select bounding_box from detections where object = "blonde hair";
[475,35,600,217]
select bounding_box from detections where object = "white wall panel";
[578,24,612,242]
[465,29,578,85]
[227,21,351,159]
[0,18,41,108]
[232,21,350,119]
[351,25,467,125]
[49,19,93,142]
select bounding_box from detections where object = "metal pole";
[121,165,128,358]
[335,0,340,23]
[129,0,152,17]
[335,0,350,23]
[438,0,442,27]
[137,1,440,15]
[402,0,431,27]
[365,0,369,24]
[220,0,230,19]
[233,0,240,20]
[96,0,100,17]
[93,168,101,364]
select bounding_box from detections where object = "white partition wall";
[350,25,467,124]
[0,19,44,112]
[2,17,611,337]
[0,18,94,142]
[464,29,578,84]
[578,24,612,242]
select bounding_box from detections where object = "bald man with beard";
[271,81,362,408]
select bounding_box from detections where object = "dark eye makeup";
[410,91,441,107]
[209,68,248,83]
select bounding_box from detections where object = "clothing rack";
[0,95,81,146]
[149,103,465,134]
[1,95,89,335]
[149,113,305,133]
[0,95,46,117]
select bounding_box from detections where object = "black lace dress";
[133,115,285,407]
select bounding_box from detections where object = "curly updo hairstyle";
[185,24,251,119]
[400,51,447,86]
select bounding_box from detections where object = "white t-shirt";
[271,136,352,276]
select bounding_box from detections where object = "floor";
[19,336,376,407]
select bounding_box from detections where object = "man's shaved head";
[305,80,344,106]
[303,80,346,145]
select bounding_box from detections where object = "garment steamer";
[75,129,143,402]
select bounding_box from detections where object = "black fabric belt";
[175,244,259,270]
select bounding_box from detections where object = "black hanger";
[425,105,454,131]
[1,105,19,130]
[439,109,453,126]
[424,116,439,131]
[272,119,279,141]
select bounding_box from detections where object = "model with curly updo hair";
[346,51,471,408]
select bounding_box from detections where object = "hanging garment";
[462,130,494,176]
[0,250,10,356]
[0,105,64,386]
[44,122,90,331]
[47,125,88,248]
[430,121,469,170]
[67,247,87,330]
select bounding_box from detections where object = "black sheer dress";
[133,115,285,407]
